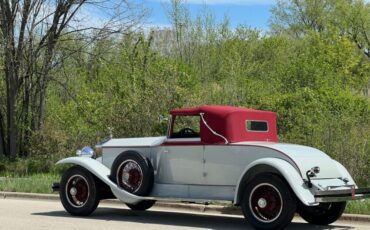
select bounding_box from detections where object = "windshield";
[170,115,200,138]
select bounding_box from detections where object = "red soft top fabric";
[170,105,278,144]
[170,105,265,116]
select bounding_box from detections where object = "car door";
[156,138,204,184]
[154,115,204,185]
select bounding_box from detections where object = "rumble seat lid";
[232,141,342,179]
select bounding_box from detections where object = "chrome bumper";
[315,188,370,202]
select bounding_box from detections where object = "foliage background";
[0,0,369,187]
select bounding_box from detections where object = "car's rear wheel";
[111,151,154,196]
[297,202,346,225]
[60,166,100,216]
[241,174,296,230]
[126,200,156,211]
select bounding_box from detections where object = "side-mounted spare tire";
[110,151,154,196]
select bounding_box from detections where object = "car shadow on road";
[33,207,354,230]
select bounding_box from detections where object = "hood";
[234,142,342,179]
[102,136,166,148]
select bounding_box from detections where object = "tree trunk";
[37,83,46,130]
[7,96,17,160]
[5,69,18,161]
[0,111,5,157]
[21,73,32,156]
[4,36,18,160]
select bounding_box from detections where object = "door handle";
[163,149,169,153]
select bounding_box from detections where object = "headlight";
[76,146,96,158]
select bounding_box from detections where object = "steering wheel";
[178,128,197,137]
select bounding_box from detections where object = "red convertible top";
[170,105,278,144]
[171,105,265,116]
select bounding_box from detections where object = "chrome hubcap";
[123,172,130,181]
[69,187,77,196]
[257,198,267,208]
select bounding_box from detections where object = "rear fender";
[57,157,144,204]
[234,158,316,206]
[333,160,356,187]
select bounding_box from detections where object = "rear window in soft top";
[246,120,268,132]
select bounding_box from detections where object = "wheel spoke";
[65,175,90,208]
[249,183,283,223]
[117,160,143,193]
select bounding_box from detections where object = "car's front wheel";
[241,174,296,230]
[297,202,346,225]
[59,166,100,216]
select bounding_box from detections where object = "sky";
[144,0,276,30]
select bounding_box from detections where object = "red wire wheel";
[66,175,90,208]
[116,160,144,193]
[111,151,154,196]
[249,183,283,223]
[60,166,100,216]
[241,174,296,230]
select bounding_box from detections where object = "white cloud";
[151,0,276,5]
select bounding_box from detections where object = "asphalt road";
[0,198,369,230]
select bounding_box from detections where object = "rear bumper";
[315,188,370,202]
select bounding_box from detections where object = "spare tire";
[110,151,154,196]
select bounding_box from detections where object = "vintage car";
[53,105,370,230]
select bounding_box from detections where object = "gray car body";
[85,136,355,205]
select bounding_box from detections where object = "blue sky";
[144,0,276,29]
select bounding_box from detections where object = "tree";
[271,0,370,58]
[0,0,144,160]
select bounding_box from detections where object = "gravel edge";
[1,191,369,222]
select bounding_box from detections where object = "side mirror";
[159,115,169,123]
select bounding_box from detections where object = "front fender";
[234,158,316,206]
[57,157,144,204]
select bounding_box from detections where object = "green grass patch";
[346,199,370,215]
[0,174,59,194]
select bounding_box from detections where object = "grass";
[0,174,59,194]
[0,173,370,215]
[346,199,370,215]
